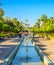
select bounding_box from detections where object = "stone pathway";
[0,37,20,64]
[35,37,54,63]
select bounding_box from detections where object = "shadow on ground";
[0,45,17,60]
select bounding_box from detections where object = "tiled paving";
[0,37,20,64]
[35,37,54,63]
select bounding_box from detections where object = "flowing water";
[11,36,43,65]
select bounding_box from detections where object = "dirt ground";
[34,37,54,63]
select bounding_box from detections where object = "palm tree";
[40,14,47,23]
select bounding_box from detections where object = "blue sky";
[1,0,54,26]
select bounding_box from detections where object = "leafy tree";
[0,21,3,32]
[33,14,54,38]
[12,18,24,32]
[2,24,13,32]
[4,20,15,28]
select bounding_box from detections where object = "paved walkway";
[0,37,20,64]
[34,37,54,63]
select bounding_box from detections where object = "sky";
[0,0,54,26]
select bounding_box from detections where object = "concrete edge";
[34,42,54,65]
[1,41,22,65]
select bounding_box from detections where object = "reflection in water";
[11,36,43,65]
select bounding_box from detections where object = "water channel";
[11,36,43,65]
